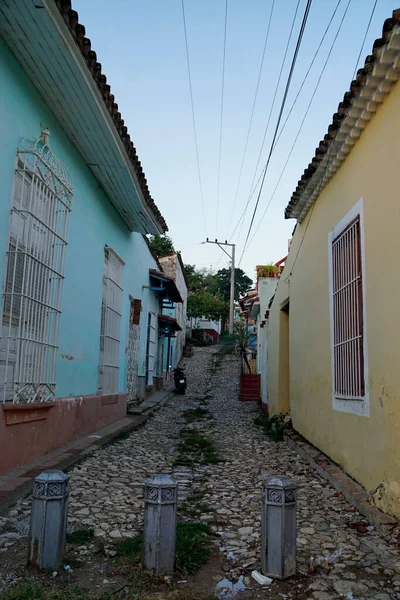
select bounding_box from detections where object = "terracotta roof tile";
[286,8,400,221]
[55,0,168,232]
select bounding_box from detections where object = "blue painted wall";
[0,38,159,397]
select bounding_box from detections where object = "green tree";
[148,235,175,257]
[215,268,253,302]
[184,265,219,295]
[187,290,228,322]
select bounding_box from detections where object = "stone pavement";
[1,346,400,599]
[0,386,172,516]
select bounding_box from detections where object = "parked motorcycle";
[174,367,187,395]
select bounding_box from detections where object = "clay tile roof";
[285,8,400,222]
[55,0,168,233]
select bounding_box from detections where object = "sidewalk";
[0,386,173,516]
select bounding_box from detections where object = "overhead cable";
[238,0,313,266]
[216,0,229,237]
[225,0,276,237]
[287,0,377,281]
[181,0,208,237]
[233,0,301,249]
[247,0,351,250]
[230,0,341,248]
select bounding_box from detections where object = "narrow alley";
[0,346,399,599]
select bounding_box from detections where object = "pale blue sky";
[74,0,393,280]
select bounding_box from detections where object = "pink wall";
[0,394,126,473]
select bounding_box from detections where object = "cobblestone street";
[1,346,400,599]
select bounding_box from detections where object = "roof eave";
[286,12,400,222]
[0,0,167,234]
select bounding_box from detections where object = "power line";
[352,0,378,80]
[272,0,344,151]
[287,0,376,281]
[225,0,276,237]
[232,0,301,249]
[239,0,313,266]
[247,0,350,250]
[216,0,228,237]
[245,0,301,212]
[230,0,341,249]
[181,0,207,237]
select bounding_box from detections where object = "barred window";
[331,215,365,399]
[98,247,124,395]
[0,136,73,403]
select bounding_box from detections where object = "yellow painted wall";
[268,77,400,516]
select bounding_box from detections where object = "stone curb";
[284,429,398,535]
[0,414,150,517]
[127,386,174,416]
[0,387,175,516]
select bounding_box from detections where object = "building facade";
[0,2,169,472]
[268,10,400,517]
[251,271,281,411]
[158,253,188,376]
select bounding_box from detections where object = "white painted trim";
[328,198,369,417]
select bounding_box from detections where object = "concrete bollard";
[28,470,69,570]
[261,475,298,579]
[143,474,178,574]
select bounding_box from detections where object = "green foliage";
[148,234,175,257]
[256,264,280,278]
[175,430,221,466]
[112,522,213,577]
[214,268,252,302]
[0,582,94,600]
[184,264,231,325]
[115,534,143,558]
[187,290,228,322]
[66,528,94,545]
[254,411,286,441]
[180,489,214,518]
[183,408,211,423]
[175,521,214,574]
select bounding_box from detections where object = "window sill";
[2,402,56,426]
[332,395,369,417]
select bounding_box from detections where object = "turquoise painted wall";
[0,38,159,397]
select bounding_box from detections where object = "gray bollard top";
[265,475,298,489]
[144,474,177,505]
[33,470,70,500]
[264,476,298,505]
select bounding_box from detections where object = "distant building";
[158,253,188,376]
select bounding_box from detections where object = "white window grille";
[98,247,124,395]
[0,133,73,403]
[146,312,156,385]
[331,215,365,399]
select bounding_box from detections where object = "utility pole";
[204,238,235,335]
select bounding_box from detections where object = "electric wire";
[216,0,229,237]
[352,0,378,80]
[233,0,301,250]
[238,0,313,266]
[246,0,351,250]
[225,0,276,237]
[286,0,377,281]
[244,0,301,213]
[272,0,343,151]
[181,0,208,237]
[228,0,342,249]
